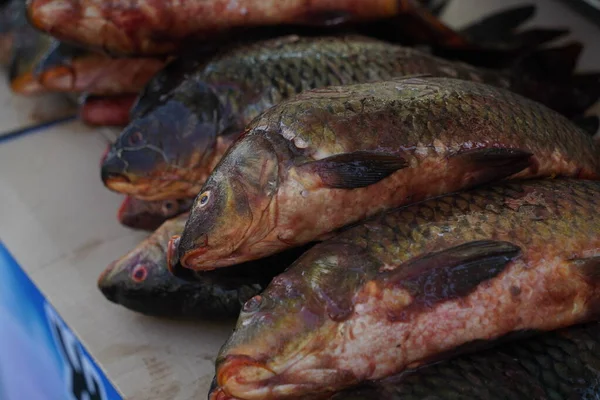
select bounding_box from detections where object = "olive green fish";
[98,213,311,319]
[174,76,600,270]
[101,35,598,202]
[211,179,600,399]
[329,322,600,400]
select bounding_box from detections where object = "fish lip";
[116,196,133,221]
[97,261,119,302]
[178,233,209,269]
[208,386,238,400]
[98,260,117,287]
[217,355,276,399]
[179,246,209,269]
[166,235,182,274]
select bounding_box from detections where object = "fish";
[329,322,600,400]
[8,7,54,95]
[101,35,598,202]
[174,76,600,271]
[79,94,137,127]
[210,179,600,399]
[117,196,194,232]
[32,41,165,95]
[25,0,469,56]
[97,213,311,319]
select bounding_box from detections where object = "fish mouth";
[216,355,277,400]
[37,66,74,91]
[103,172,201,201]
[10,71,46,95]
[179,245,210,270]
[97,261,118,302]
[101,154,130,185]
[208,377,240,400]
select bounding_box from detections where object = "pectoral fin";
[384,240,521,320]
[452,148,534,188]
[571,256,600,283]
[299,151,408,189]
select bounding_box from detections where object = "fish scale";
[348,180,598,265]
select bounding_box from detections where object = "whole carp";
[117,196,194,231]
[98,213,310,319]
[330,322,600,400]
[211,179,600,399]
[101,35,598,201]
[174,76,600,270]
[26,0,467,56]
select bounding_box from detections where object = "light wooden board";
[0,1,598,399]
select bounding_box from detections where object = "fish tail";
[458,5,536,44]
[510,42,600,118]
[420,0,450,17]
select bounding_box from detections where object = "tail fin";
[420,0,450,17]
[429,5,569,69]
[459,5,535,43]
[511,42,600,117]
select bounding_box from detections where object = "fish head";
[101,81,227,200]
[212,243,370,399]
[97,215,192,316]
[177,133,280,269]
[117,196,194,231]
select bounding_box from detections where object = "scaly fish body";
[176,76,600,270]
[331,322,600,399]
[117,196,194,231]
[98,213,309,318]
[102,35,591,201]
[212,179,600,399]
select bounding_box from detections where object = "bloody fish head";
[212,244,368,399]
[177,134,280,270]
[101,81,226,201]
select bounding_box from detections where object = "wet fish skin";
[117,196,194,231]
[79,94,137,127]
[332,322,600,400]
[25,0,429,56]
[32,42,165,95]
[97,213,309,319]
[176,76,600,270]
[102,35,583,201]
[212,179,600,399]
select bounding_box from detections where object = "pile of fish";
[6,0,600,398]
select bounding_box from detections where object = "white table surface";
[0,1,598,398]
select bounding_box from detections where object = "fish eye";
[198,191,211,207]
[131,265,148,282]
[161,200,177,216]
[128,131,144,146]
[243,295,263,313]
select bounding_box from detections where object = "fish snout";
[178,231,209,269]
[216,355,276,400]
[97,261,119,302]
[101,154,129,185]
